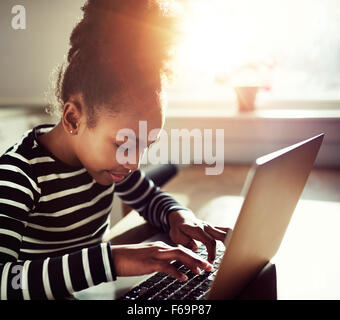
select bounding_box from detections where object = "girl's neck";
[37,122,82,168]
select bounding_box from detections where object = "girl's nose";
[123,162,139,172]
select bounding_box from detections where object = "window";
[167,0,340,110]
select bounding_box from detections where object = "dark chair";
[144,164,178,187]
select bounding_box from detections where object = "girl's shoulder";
[0,125,49,198]
[1,124,55,163]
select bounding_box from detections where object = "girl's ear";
[62,95,83,136]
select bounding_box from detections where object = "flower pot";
[234,86,259,112]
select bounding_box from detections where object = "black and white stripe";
[114,170,189,232]
[0,124,189,299]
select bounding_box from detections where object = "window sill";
[166,107,340,120]
[164,107,340,168]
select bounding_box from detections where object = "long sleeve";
[0,241,115,300]
[0,163,116,300]
[114,169,190,232]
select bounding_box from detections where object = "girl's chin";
[88,170,127,186]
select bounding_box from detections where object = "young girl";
[0,0,229,300]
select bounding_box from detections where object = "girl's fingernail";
[190,243,198,251]
[206,263,213,271]
[182,275,188,281]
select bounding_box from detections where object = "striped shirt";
[0,124,188,300]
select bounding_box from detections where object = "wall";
[0,0,85,105]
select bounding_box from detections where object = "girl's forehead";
[101,88,165,127]
[98,105,164,134]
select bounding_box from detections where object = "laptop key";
[124,292,139,300]
[161,287,175,296]
[186,289,205,300]
[136,287,149,296]
[185,271,197,279]
[153,293,169,300]
[194,273,209,282]
[178,265,190,273]
[140,281,155,289]
[167,282,183,291]
[148,274,165,283]
[177,285,192,293]
[160,276,176,285]
[200,281,211,291]
[168,292,184,300]
[187,278,202,287]
[147,283,165,294]
[136,290,154,300]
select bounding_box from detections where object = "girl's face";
[73,104,164,186]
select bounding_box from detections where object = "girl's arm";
[0,241,115,300]
[0,168,116,300]
[114,169,191,232]
[114,169,230,264]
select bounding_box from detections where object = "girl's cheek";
[115,146,137,166]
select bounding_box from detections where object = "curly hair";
[48,0,181,127]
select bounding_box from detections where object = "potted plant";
[215,59,275,112]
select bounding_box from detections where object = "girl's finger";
[215,226,231,233]
[161,263,188,282]
[159,247,212,275]
[175,230,199,251]
[183,225,217,264]
[204,225,229,242]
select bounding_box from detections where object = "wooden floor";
[161,164,340,226]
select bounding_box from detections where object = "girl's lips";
[106,171,128,183]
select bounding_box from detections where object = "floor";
[161,164,340,226]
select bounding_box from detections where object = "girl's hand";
[111,241,213,281]
[168,210,231,264]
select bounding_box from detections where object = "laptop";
[94,133,324,300]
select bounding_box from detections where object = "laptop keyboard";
[119,242,225,300]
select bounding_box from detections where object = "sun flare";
[174,0,280,87]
